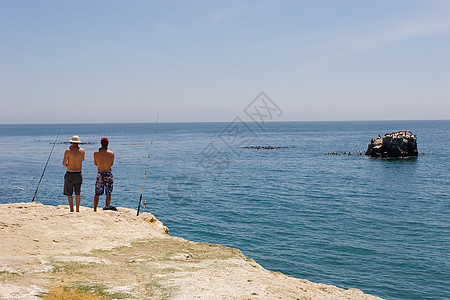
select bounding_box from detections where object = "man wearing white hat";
[62,135,85,212]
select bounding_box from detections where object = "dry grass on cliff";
[33,238,247,299]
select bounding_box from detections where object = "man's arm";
[62,149,69,167]
[93,151,98,166]
[110,152,115,167]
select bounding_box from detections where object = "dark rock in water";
[365,131,418,158]
[243,146,293,150]
[324,151,364,156]
[59,141,95,145]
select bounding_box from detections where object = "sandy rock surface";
[0,202,167,273]
[0,202,382,299]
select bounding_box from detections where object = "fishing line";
[32,133,59,202]
[137,115,159,216]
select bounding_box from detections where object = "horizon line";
[1,118,449,126]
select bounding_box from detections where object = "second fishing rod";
[137,115,159,216]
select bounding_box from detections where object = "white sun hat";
[69,135,81,144]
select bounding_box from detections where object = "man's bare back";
[94,149,114,172]
[63,145,85,172]
[62,136,85,213]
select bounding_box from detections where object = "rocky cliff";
[0,202,382,299]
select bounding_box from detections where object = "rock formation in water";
[365,131,418,158]
[243,146,293,150]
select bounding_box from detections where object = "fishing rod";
[137,115,159,216]
[32,133,59,202]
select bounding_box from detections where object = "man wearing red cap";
[93,138,115,212]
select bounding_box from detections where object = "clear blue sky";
[1,0,449,124]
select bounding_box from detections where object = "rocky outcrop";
[365,131,418,158]
[0,202,383,299]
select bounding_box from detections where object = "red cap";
[101,138,109,144]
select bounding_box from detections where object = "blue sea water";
[0,120,449,299]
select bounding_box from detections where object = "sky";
[1,0,449,124]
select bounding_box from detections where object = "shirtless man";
[62,135,85,212]
[93,138,115,212]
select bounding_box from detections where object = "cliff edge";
[0,202,382,299]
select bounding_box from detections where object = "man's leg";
[75,195,80,212]
[67,195,74,212]
[94,173,104,211]
[73,181,81,213]
[105,173,113,208]
[64,173,74,212]
[106,195,111,208]
[94,195,100,212]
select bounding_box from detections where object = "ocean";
[0,120,449,299]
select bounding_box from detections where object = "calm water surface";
[0,120,449,299]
